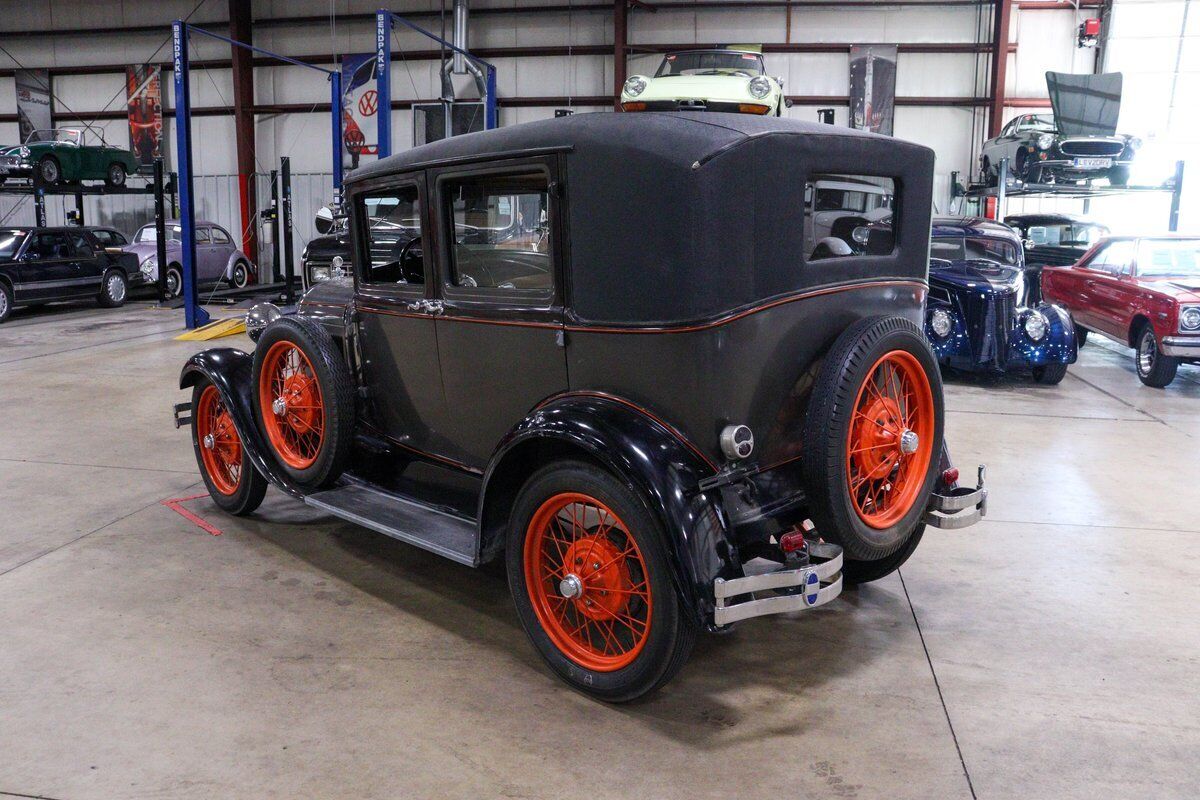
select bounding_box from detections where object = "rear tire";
[1135,325,1178,388]
[97,269,127,308]
[1076,327,1088,348]
[507,460,695,702]
[252,316,355,489]
[843,524,925,586]
[38,156,61,185]
[191,380,268,515]
[1031,362,1068,385]
[803,316,944,561]
[230,260,250,289]
[165,265,183,299]
[105,162,127,187]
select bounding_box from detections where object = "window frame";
[431,157,561,309]
[210,226,232,245]
[351,174,430,300]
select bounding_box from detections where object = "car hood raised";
[1046,71,1122,137]
[930,259,1024,292]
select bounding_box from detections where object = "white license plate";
[1074,157,1112,169]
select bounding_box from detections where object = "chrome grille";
[1059,139,1124,157]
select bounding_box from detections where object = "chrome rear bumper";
[713,542,843,626]
[925,465,987,529]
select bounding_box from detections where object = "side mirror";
[314,204,345,236]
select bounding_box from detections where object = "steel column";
[153,158,169,302]
[281,157,295,305]
[988,0,1013,138]
[1169,160,1185,232]
[172,21,209,329]
[614,0,628,109]
[377,10,392,158]
[230,0,259,269]
[331,70,344,189]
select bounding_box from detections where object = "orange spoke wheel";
[196,385,243,496]
[258,340,326,470]
[523,493,653,672]
[846,350,935,529]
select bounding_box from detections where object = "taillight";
[779,529,806,554]
[942,467,960,485]
[621,102,647,112]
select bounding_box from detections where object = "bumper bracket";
[924,465,987,529]
[713,542,843,626]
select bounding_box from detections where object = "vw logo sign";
[359,89,379,117]
[803,570,820,606]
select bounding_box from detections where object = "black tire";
[0,281,12,323]
[1135,324,1178,388]
[38,156,61,185]
[981,157,994,186]
[1076,327,1088,348]
[105,162,127,187]
[1109,166,1130,187]
[843,523,925,586]
[1031,362,1068,385]
[190,379,268,516]
[506,460,696,703]
[164,265,183,299]
[230,260,250,289]
[251,316,355,489]
[96,269,128,308]
[802,316,944,561]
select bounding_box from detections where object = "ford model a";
[175,114,985,701]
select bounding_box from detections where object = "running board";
[304,482,479,567]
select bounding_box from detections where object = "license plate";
[1074,157,1112,169]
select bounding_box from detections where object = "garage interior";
[1,2,1198,799]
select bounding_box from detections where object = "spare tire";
[802,316,944,561]
[252,316,355,489]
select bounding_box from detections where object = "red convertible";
[1042,236,1200,387]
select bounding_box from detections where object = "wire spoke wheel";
[196,384,243,495]
[258,340,326,470]
[523,492,653,672]
[846,350,935,529]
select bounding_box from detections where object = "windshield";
[1136,239,1200,279]
[134,225,182,244]
[26,129,82,145]
[931,236,1021,266]
[656,51,765,78]
[1023,222,1109,247]
[0,229,27,258]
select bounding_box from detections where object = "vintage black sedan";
[0,226,140,323]
[925,217,1077,383]
[175,113,985,701]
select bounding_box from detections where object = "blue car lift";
[375,8,498,159]
[171,21,344,329]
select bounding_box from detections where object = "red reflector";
[1083,18,1101,35]
[738,103,771,115]
[942,467,960,485]
[780,529,806,554]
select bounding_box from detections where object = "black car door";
[18,231,79,301]
[69,230,104,292]
[428,157,569,470]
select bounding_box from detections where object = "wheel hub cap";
[272,397,287,416]
[558,574,584,599]
[900,429,919,454]
[560,535,632,621]
[202,433,215,450]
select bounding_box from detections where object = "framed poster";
[341,53,380,170]
[126,65,164,167]
[15,70,52,143]
[849,46,897,136]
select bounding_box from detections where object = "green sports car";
[0,128,140,187]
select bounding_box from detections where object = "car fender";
[179,347,304,499]
[479,392,736,627]
[1012,301,1078,365]
[221,250,252,281]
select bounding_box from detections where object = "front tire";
[1135,325,1178,388]
[106,162,127,187]
[1076,327,1089,348]
[0,281,12,323]
[803,316,944,561]
[507,460,695,702]
[97,269,127,308]
[252,316,355,489]
[38,156,61,185]
[191,381,268,515]
[1031,362,1068,385]
[164,265,183,299]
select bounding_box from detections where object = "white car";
[620,49,786,116]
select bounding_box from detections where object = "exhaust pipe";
[452,0,468,75]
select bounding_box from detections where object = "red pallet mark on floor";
[161,493,223,536]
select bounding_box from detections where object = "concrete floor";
[1,301,1198,800]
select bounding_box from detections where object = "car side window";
[1089,241,1135,275]
[107,230,128,245]
[442,171,552,294]
[359,185,424,286]
[804,174,896,261]
[196,227,211,244]
[71,232,94,258]
[29,232,72,260]
[211,227,231,245]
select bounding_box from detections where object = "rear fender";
[179,348,304,499]
[480,393,735,627]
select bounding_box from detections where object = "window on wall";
[359,185,424,286]
[442,171,553,293]
[804,174,896,260]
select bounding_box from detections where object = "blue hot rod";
[923,217,1077,384]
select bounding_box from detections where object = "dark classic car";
[980,72,1139,187]
[924,217,1077,383]
[0,226,140,323]
[1043,236,1200,387]
[0,128,140,187]
[1005,213,1111,302]
[124,220,255,298]
[175,113,985,701]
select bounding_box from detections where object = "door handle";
[404,299,445,315]
[404,299,427,313]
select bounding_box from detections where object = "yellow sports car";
[620,48,787,116]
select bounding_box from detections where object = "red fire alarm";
[1078,18,1101,48]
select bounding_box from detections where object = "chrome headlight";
[245,302,282,343]
[309,265,331,283]
[1024,310,1048,341]
[930,307,953,338]
[1036,133,1055,151]
[18,146,30,158]
[622,76,648,97]
[748,76,772,99]
[1180,305,1200,332]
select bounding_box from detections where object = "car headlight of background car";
[622,76,648,97]
[748,76,772,99]
[141,255,157,275]
[930,307,954,338]
[1180,305,1200,332]
[310,264,331,283]
[1023,310,1048,341]
[1036,133,1055,150]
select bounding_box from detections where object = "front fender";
[1008,302,1077,367]
[179,348,303,499]
[480,393,735,627]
